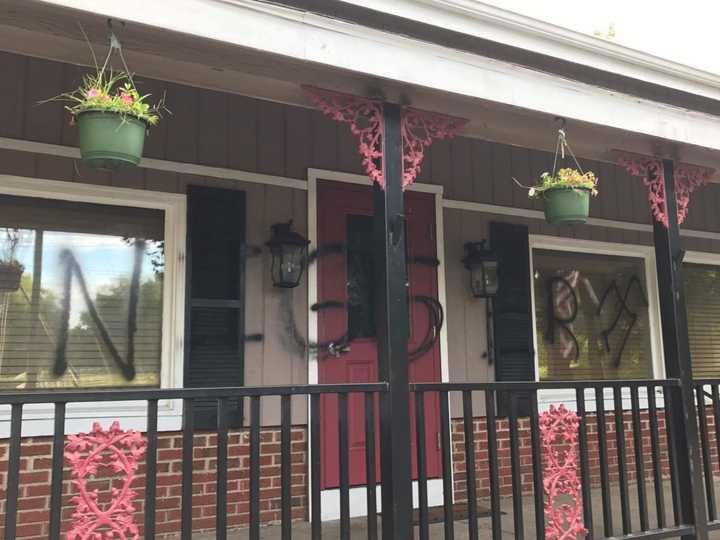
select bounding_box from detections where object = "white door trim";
[306,168,449,520]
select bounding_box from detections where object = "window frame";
[0,175,186,436]
[528,234,665,410]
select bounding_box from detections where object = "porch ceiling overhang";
[4,0,720,179]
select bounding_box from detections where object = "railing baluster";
[181,398,194,540]
[281,394,292,540]
[217,398,229,540]
[414,391,429,540]
[509,393,524,540]
[663,386,682,526]
[311,393,322,540]
[463,390,479,540]
[145,399,159,540]
[339,393,350,540]
[696,384,717,521]
[365,391,378,540]
[613,385,631,534]
[440,390,454,539]
[647,385,666,529]
[4,403,22,540]
[630,385,649,531]
[529,391,544,540]
[576,388,594,540]
[49,402,66,540]
[595,386,614,536]
[712,384,720,523]
[250,395,261,540]
[485,390,502,540]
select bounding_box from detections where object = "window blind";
[685,263,720,378]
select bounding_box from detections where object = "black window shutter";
[185,186,246,429]
[490,222,535,417]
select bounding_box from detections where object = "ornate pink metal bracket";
[304,86,467,189]
[539,405,588,540]
[616,152,713,227]
[65,421,147,540]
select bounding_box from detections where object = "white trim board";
[321,479,444,522]
[443,198,720,242]
[4,135,720,242]
[27,0,720,153]
[0,175,187,437]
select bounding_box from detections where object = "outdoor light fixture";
[462,240,499,298]
[266,221,310,289]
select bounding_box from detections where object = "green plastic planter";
[542,187,591,225]
[77,110,147,169]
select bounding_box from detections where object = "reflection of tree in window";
[0,195,164,390]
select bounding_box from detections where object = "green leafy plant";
[525,168,599,198]
[0,228,24,272]
[58,71,163,125]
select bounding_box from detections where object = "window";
[685,263,720,378]
[346,214,376,340]
[532,248,653,381]
[0,194,165,390]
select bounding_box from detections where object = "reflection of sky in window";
[11,230,161,326]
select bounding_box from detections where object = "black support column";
[374,102,413,539]
[653,158,708,540]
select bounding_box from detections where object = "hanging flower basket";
[514,123,599,225]
[43,27,166,169]
[0,261,23,293]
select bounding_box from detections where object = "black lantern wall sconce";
[266,221,310,289]
[462,240,499,363]
[462,240,498,298]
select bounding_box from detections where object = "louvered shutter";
[186,186,246,429]
[490,222,534,416]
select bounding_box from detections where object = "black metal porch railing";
[693,379,720,535]
[0,383,388,540]
[0,378,708,540]
[411,379,692,540]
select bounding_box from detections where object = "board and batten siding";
[3,51,720,423]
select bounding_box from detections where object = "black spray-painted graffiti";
[545,274,648,367]
[54,240,145,381]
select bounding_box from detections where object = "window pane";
[347,215,376,340]
[685,263,720,378]
[533,249,653,381]
[0,195,164,390]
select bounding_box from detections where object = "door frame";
[307,168,451,520]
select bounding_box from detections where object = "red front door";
[317,180,442,489]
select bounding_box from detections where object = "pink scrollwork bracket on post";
[539,404,588,540]
[65,421,147,540]
[304,86,467,189]
[616,152,713,227]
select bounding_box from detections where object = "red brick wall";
[0,427,308,539]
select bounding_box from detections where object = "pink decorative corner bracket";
[540,405,588,540]
[304,86,467,189]
[65,421,147,540]
[617,152,713,227]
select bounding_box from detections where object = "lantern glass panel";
[484,260,499,296]
[271,244,306,288]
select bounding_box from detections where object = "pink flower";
[86,88,101,99]
[119,92,134,105]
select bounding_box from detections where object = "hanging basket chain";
[99,20,138,93]
[551,126,585,177]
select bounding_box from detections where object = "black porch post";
[374,102,413,538]
[653,158,708,539]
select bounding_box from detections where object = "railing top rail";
[692,378,720,386]
[0,382,389,405]
[411,379,681,392]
